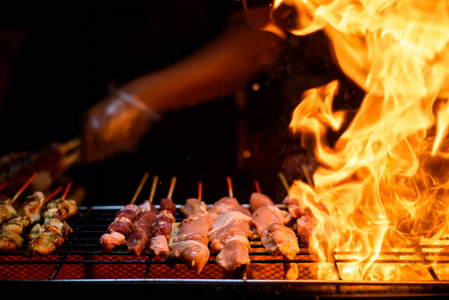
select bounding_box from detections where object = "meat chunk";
[249,192,274,212]
[215,237,251,271]
[100,231,126,251]
[180,198,209,217]
[295,215,314,244]
[132,210,157,232]
[107,220,132,238]
[0,199,17,225]
[42,198,78,220]
[1,215,29,234]
[18,191,46,224]
[172,214,212,245]
[149,235,170,256]
[115,204,141,221]
[208,211,252,252]
[168,240,210,274]
[26,231,64,256]
[260,223,299,260]
[0,231,23,251]
[208,197,251,219]
[127,228,151,256]
[160,197,177,214]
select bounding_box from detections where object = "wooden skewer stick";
[167,176,177,199]
[198,181,203,201]
[277,171,290,194]
[254,180,261,193]
[130,172,149,205]
[148,175,158,203]
[226,176,233,198]
[61,182,72,200]
[301,164,314,187]
[11,172,37,203]
[46,185,64,202]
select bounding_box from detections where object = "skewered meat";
[127,210,157,256]
[168,240,210,272]
[149,209,175,256]
[249,192,274,212]
[1,215,29,235]
[127,229,151,255]
[160,197,176,214]
[282,195,321,243]
[100,231,126,251]
[216,237,251,271]
[207,197,253,271]
[0,231,23,252]
[295,215,314,243]
[26,231,64,256]
[107,219,132,237]
[115,204,141,220]
[169,198,212,274]
[0,199,16,225]
[18,191,46,224]
[172,214,212,245]
[209,211,252,251]
[139,199,157,213]
[42,198,77,220]
[100,204,142,251]
[180,198,208,217]
[250,193,299,260]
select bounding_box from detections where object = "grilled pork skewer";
[250,192,298,260]
[207,177,252,271]
[278,172,320,244]
[127,175,159,256]
[149,176,177,257]
[168,183,212,274]
[100,173,149,251]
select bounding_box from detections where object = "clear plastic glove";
[81,87,160,163]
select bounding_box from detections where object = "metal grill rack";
[2,205,449,298]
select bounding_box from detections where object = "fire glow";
[277,0,449,280]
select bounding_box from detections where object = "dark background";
[0,0,364,206]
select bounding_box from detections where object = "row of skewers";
[99,173,316,279]
[0,172,78,255]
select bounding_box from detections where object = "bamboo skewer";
[167,176,177,199]
[226,176,233,198]
[130,172,149,205]
[277,171,290,194]
[46,185,64,202]
[301,164,314,187]
[148,175,158,203]
[198,181,203,202]
[61,182,72,200]
[11,172,37,203]
[254,180,261,193]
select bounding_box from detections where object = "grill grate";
[2,205,449,282]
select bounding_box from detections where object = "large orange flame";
[278,0,449,280]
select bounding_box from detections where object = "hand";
[81,88,160,163]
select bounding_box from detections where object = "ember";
[280,0,449,280]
